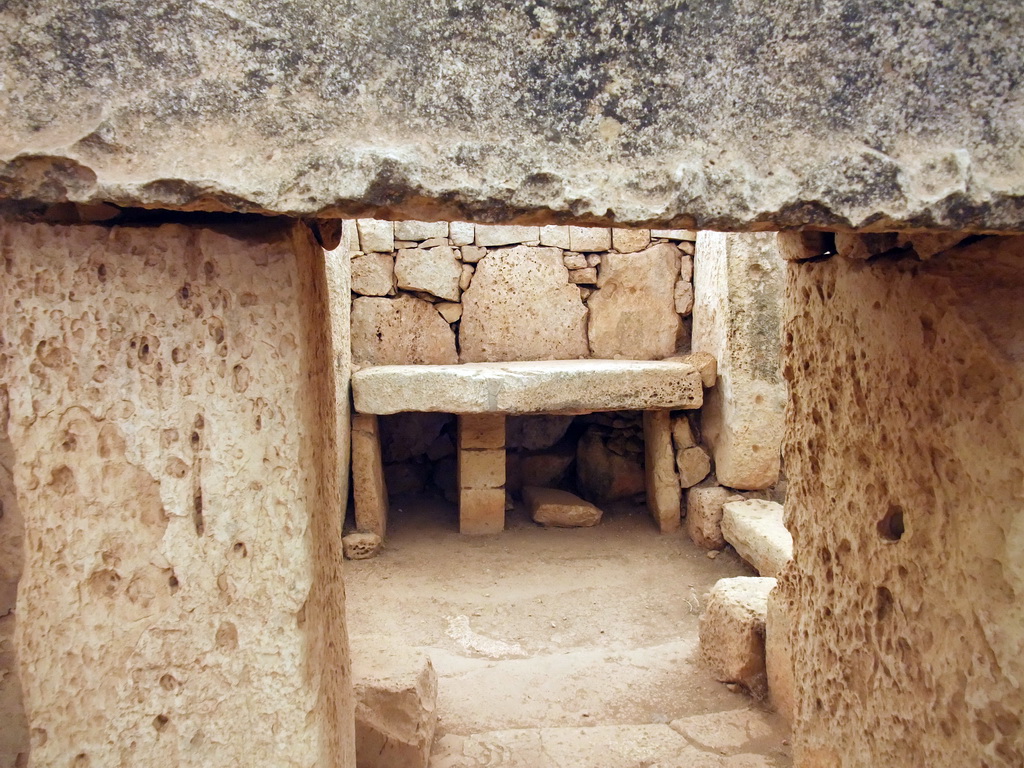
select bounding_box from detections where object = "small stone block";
[352,414,388,538]
[449,221,476,245]
[568,225,612,252]
[458,414,505,449]
[685,485,733,550]
[699,576,776,698]
[721,499,793,577]
[539,225,571,249]
[460,488,506,534]
[612,228,651,253]
[395,220,448,240]
[651,228,698,241]
[357,219,395,252]
[475,224,540,247]
[459,448,506,489]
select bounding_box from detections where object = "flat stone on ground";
[343,532,383,560]
[523,486,603,528]
[721,500,793,578]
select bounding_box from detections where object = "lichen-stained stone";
[0,220,354,767]
[692,233,785,489]
[395,246,461,301]
[350,252,395,296]
[351,295,458,366]
[699,577,776,698]
[460,246,588,362]
[588,243,682,359]
[1,3,1022,232]
[780,236,1024,768]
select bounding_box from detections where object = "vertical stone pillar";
[457,415,506,534]
[0,220,355,767]
[325,232,353,531]
[692,233,786,490]
[781,235,1024,767]
[642,410,681,532]
[351,414,389,537]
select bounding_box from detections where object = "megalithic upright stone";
[0,219,355,767]
[692,233,786,490]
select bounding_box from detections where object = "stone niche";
[0,220,353,767]
[780,233,1024,767]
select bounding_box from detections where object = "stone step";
[352,359,702,415]
[430,717,787,768]
[721,500,793,577]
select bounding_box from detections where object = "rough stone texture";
[0,388,28,768]
[569,226,612,252]
[523,487,603,528]
[765,582,795,723]
[669,708,781,759]
[693,233,786,489]
[780,236,1024,767]
[459,245,487,263]
[676,445,712,489]
[612,229,651,254]
[395,246,461,301]
[352,645,438,768]
[459,246,588,363]
[674,280,694,316]
[351,415,388,538]
[435,301,462,323]
[351,295,458,366]
[685,486,734,550]
[357,219,395,253]
[652,229,698,241]
[539,226,570,249]
[1,3,1022,233]
[459,488,506,535]
[458,449,505,490]
[671,415,696,450]
[588,243,682,359]
[449,221,475,246]
[576,428,646,504]
[569,267,598,284]
[0,220,354,766]
[643,411,681,533]
[394,220,447,241]
[323,238,352,563]
[699,577,776,698]
[350,252,395,296]
[721,500,793,578]
[668,352,717,389]
[343,532,383,560]
[458,414,505,451]
[352,360,702,415]
[474,224,539,247]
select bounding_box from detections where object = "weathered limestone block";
[652,229,698,241]
[693,233,786,489]
[523,487,603,528]
[643,411,681,533]
[435,301,462,323]
[685,485,734,550]
[460,246,588,362]
[343,532,383,560]
[539,225,571,249]
[395,246,461,301]
[563,252,588,269]
[0,221,353,767]
[458,449,505,489]
[352,646,438,768]
[459,245,487,263]
[569,226,612,252]
[457,414,505,451]
[357,219,395,253]
[474,224,540,247]
[674,280,694,315]
[459,262,475,291]
[676,445,711,489]
[612,228,651,253]
[781,236,1024,767]
[569,266,597,284]
[449,221,475,246]
[721,499,792,578]
[352,414,389,538]
[459,488,505,535]
[458,415,506,535]
[699,577,776,698]
[394,220,447,241]
[670,415,696,449]
[765,582,795,723]
[351,295,458,365]
[588,243,682,359]
[351,252,395,296]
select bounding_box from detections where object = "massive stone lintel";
[0,220,354,767]
[352,360,703,415]
[0,2,1021,230]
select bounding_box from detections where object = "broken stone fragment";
[721,499,793,578]
[523,486,603,527]
[568,225,612,252]
[418,236,450,249]
[674,280,694,315]
[671,415,697,450]
[449,220,475,246]
[586,252,602,267]
[676,445,711,488]
[475,224,540,247]
[612,228,651,253]
[395,246,462,302]
[539,225,571,249]
[343,531,383,560]
[680,253,693,281]
[459,245,487,263]
[351,252,395,296]
[459,262,475,291]
[395,220,448,241]
[685,485,733,550]
[350,295,458,365]
[563,252,588,269]
[699,576,776,698]
[679,241,696,256]
[357,218,395,253]
[569,267,598,284]
[352,645,438,768]
[435,301,463,323]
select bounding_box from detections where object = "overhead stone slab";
[459,246,588,363]
[1,2,1021,231]
[352,359,702,415]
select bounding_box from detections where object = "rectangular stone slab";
[352,360,703,415]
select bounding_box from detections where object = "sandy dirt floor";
[345,494,792,767]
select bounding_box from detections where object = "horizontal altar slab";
[352,359,703,415]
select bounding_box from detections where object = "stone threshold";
[352,359,703,415]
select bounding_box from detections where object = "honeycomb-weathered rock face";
[0,221,353,767]
[0,2,1021,230]
[781,236,1024,767]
